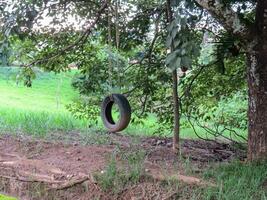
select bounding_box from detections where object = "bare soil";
[0,133,246,200]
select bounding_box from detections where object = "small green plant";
[94,148,145,193]
[95,157,117,191]
[79,128,111,145]
[121,150,146,184]
[183,156,194,175]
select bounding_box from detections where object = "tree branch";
[180,60,220,99]
[194,0,252,41]
[24,0,108,68]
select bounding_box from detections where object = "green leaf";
[173,38,181,48]
[166,34,173,48]
[181,48,186,56]
[181,56,192,68]
[192,45,200,56]
[167,20,176,32]
[166,49,182,71]
[171,26,179,39]
[168,56,181,71]
[171,0,180,6]
[165,51,177,66]
[180,17,187,27]
[175,56,181,68]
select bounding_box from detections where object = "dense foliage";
[0,0,250,140]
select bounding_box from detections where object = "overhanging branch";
[24,0,108,68]
[194,0,252,41]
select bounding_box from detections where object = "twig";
[180,60,220,99]
[52,177,89,190]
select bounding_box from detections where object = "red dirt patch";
[0,134,245,199]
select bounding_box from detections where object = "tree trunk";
[246,1,267,161]
[166,0,180,153]
[247,46,267,161]
[172,70,180,152]
[247,47,267,161]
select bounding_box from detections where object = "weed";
[79,128,111,145]
[184,157,194,175]
[94,148,145,194]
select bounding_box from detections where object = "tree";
[1,0,266,161]
[193,0,266,161]
[166,0,180,153]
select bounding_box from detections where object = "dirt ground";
[0,133,246,200]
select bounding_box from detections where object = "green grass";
[0,107,88,136]
[0,194,17,200]
[201,161,267,200]
[93,148,266,199]
[0,67,78,112]
[0,67,89,136]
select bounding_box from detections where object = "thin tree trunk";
[166,0,180,153]
[172,70,180,152]
[247,1,267,161]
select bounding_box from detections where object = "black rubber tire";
[101,94,131,132]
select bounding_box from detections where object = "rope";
[107,0,113,93]
[107,0,121,93]
[115,0,121,90]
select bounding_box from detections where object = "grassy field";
[0,67,78,112]
[0,66,170,137]
[0,67,89,136]
[0,66,247,140]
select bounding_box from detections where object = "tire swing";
[101,94,131,132]
[101,2,131,132]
